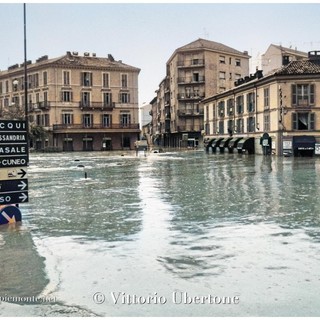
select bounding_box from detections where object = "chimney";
[108,54,114,62]
[308,51,320,63]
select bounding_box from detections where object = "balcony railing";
[29,101,51,112]
[177,76,205,84]
[177,125,204,132]
[53,123,140,130]
[177,93,205,100]
[79,101,115,109]
[177,59,205,68]
[177,109,204,116]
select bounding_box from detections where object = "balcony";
[177,125,204,132]
[79,101,115,110]
[177,76,205,85]
[29,101,51,112]
[177,93,205,100]
[53,123,140,131]
[177,109,204,117]
[177,59,205,68]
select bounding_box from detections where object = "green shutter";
[310,113,315,130]
[292,113,297,130]
[310,84,315,105]
[292,84,297,105]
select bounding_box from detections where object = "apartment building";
[203,51,320,157]
[150,38,250,148]
[261,44,308,75]
[0,51,140,151]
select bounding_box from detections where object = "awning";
[292,136,316,150]
[213,138,224,147]
[228,137,243,148]
[219,137,233,148]
[237,137,255,153]
[102,137,112,141]
[83,137,93,141]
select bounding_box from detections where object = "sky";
[1,2,320,105]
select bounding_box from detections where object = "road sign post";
[0,120,29,219]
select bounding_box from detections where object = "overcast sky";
[1,2,320,105]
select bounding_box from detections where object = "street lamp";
[23,4,29,146]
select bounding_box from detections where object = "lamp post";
[23,3,29,145]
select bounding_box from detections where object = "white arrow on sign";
[1,210,16,223]
[19,193,28,202]
[18,180,27,190]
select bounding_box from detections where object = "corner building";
[0,52,140,151]
[203,51,320,156]
[151,38,250,148]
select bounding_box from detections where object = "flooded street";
[1,150,320,316]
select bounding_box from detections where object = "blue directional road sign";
[0,205,22,225]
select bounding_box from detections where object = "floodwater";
[1,150,320,316]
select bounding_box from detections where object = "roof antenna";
[203,27,209,39]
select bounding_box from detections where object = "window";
[292,112,315,130]
[120,113,131,127]
[81,72,92,86]
[81,92,90,107]
[218,101,225,117]
[193,73,200,82]
[5,81,9,93]
[236,118,244,133]
[247,116,255,132]
[119,92,130,103]
[264,114,270,132]
[83,114,93,127]
[227,119,234,135]
[103,73,110,88]
[264,88,269,109]
[0,81,2,94]
[236,95,244,114]
[247,92,255,113]
[103,92,112,107]
[121,74,128,88]
[227,98,234,116]
[186,103,192,114]
[219,72,226,80]
[292,84,315,106]
[36,114,49,126]
[62,113,73,125]
[219,56,225,64]
[63,71,70,86]
[43,92,48,103]
[43,71,47,86]
[218,120,224,134]
[192,58,199,65]
[235,58,241,67]
[61,91,73,102]
[102,114,112,127]
[235,73,241,80]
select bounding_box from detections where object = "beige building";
[0,51,140,151]
[261,44,308,75]
[203,51,320,157]
[150,38,250,148]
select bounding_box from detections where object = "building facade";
[0,51,140,151]
[150,38,250,148]
[203,51,320,157]
[261,44,308,75]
